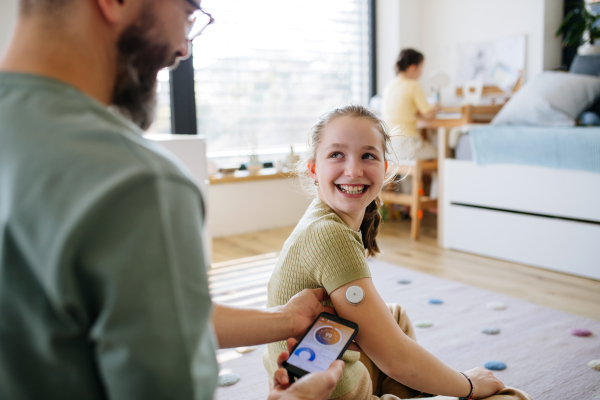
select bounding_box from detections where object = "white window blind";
[192,0,371,155]
[149,70,172,134]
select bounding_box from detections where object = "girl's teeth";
[339,185,365,194]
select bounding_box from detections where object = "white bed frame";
[441,159,600,280]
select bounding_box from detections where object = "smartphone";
[283,312,358,380]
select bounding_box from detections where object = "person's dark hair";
[395,48,424,74]
[19,0,73,16]
[295,105,398,258]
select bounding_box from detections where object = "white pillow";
[491,71,600,126]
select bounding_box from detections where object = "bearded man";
[0,0,344,399]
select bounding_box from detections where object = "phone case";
[282,312,358,379]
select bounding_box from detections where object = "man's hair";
[19,0,73,16]
[395,48,424,74]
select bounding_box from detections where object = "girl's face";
[308,116,387,229]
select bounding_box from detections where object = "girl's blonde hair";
[295,104,398,257]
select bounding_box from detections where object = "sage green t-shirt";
[0,72,218,400]
[263,199,372,398]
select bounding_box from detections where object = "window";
[193,0,371,157]
[148,70,172,134]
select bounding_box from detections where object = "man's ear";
[96,0,131,25]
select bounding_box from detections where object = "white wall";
[376,0,423,95]
[376,0,565,105]
[0,0,18,58]
[208,179,312,238]
[543,0,565,70]
[376,0,400,96]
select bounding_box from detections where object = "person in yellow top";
[382,49,438,160]
[263,104,532,400]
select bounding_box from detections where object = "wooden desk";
[417,117,468,247]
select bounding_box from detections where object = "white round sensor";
[345,286,364,305]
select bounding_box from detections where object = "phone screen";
[285,315,356,374]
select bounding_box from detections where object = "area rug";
[212,258,600,399]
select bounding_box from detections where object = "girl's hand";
[464,367,505,399]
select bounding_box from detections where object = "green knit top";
[262,199,371,398]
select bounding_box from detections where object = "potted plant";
[556,1,600,55]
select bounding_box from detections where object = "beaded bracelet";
[458,372,474,400]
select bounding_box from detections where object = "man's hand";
[282,288,361,352]
[283,288,335,341]
[268,338,344,400]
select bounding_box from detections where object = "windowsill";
[209,168,295,185]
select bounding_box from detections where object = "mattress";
[455,126,600,173]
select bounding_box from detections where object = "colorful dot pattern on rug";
[570,328,592,337]
[589,360,600,371]
[481,327,500,335]
[415,320,434,328]
[217,373,241,387]
[484,361,507,371]
[487,302,507,310]
[428,298,443,305]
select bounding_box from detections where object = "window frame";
[168,0,377,136]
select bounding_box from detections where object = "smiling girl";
[263,105,531,400]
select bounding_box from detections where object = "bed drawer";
[444,159,600,223]
[446,204,600,280]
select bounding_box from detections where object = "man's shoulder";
[0,74,191,187]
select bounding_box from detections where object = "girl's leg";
[428,387,532,400]
[477,387,532,400]
[332,361,403,400]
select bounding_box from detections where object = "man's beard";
[111,14,176,131]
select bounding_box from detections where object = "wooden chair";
[381,103,506,241]
[381,159,438,240]
[439,104,505,124]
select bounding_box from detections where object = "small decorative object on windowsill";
[247,154,262,175]
[275,159,285,173]
[286,145,300,169]
[219,167,238,177]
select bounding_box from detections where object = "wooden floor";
[212,214,600,321]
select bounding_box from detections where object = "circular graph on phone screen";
[314,326,341,345]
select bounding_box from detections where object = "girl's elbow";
[381,361,412,382]
[389,352,423,383]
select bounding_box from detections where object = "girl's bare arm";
[330,278,503,398]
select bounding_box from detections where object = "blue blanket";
[469,126,600,174]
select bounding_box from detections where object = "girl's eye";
[329,152,344,159]
[363,153,377,160]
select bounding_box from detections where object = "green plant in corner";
[556,2,600,47]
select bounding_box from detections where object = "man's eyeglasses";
[185,1,214,41]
